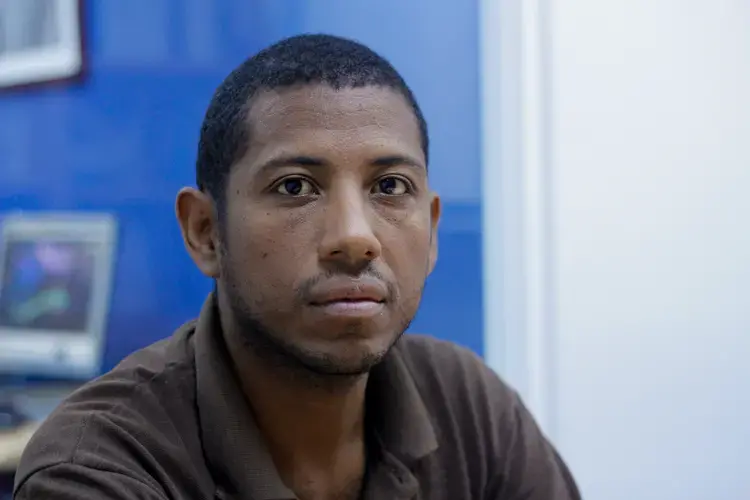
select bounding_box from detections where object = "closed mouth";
[311,297,385,306]
[307,278,389,306]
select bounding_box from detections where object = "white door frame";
[479,0,557,437]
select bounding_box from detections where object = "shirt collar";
[193,293,437,499]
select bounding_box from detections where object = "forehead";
[243,84,424,165]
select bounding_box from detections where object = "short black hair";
[195,33,429,206]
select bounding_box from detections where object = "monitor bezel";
[0,213,116,380]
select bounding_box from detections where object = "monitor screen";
[0,240,95,333]
[0,214,116,379]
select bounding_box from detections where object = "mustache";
[297,265,395,302]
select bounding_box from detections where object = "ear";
[427,192,441,275]
[175,187,221,278]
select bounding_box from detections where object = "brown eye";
[373,176,409,195]
[276,177,315,196]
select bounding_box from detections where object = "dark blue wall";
[0,0,483,372]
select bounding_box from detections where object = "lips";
[308,277,388,306]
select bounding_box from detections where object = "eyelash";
[377,176,414,196]
[271,175,414,196]
[273,176,318,196]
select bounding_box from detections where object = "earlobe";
[427,193,441,275]
[175,187,221,278]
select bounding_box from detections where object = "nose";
[318,189,382,271]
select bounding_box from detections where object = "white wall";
[482,1,750,499]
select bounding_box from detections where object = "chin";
[292,337,394,376]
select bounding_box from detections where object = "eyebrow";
[255,154,426,175]
[372,155,425,171]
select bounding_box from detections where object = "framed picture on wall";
[0,0,84,90]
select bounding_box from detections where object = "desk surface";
[0,423,39,473]
[0,383,77,486]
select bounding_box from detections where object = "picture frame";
[0,0,84,90]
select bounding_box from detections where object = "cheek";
[379,214,432,278]
[225,210,315,296]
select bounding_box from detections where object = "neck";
[221,319,368,477]
[240,340,368,455]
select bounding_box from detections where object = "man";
[14,34,581,500]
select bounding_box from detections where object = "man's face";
[184,84,440,375]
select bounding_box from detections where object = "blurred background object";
[0,0,83,89]
[0,0,749,499]
[0,213,115,380]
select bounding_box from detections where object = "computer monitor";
[0,213,116,380]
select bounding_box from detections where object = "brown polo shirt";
[14,296,580,499]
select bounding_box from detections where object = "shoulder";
[394,334,524,464]
[14,324,207,497]
[395,333,519,414]
[393,335,521,490]
[395,334,581,499]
